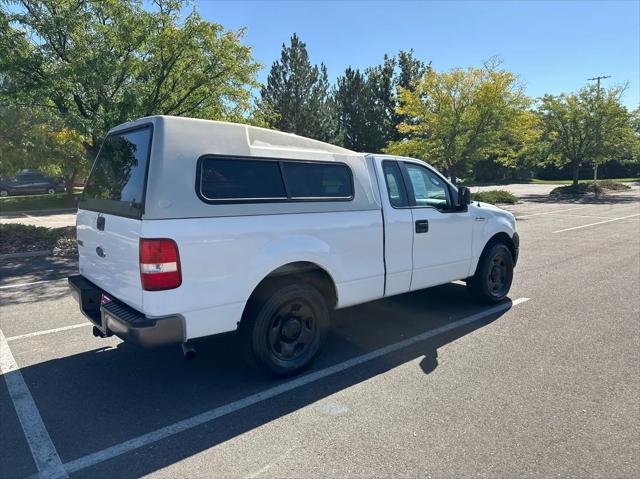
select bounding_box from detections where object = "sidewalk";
[0,209,77,228]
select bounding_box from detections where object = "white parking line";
[0,279,65,290]
[516,205,591,219]
[6,323,91,342]
[0,327,68,479]
[545,213,610,219]
[553,213,640,233]
[62,297,530,474]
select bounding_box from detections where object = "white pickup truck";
[69,116,519,376]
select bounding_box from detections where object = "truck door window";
[403,163,452,210]
[382,161,409,208]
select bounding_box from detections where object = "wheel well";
[246,262,338,311]
[482,232,516,261]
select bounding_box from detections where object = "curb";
[0,250,53,260]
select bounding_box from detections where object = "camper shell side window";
[196,155,354,204]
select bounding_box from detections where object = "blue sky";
[198,0,640,108]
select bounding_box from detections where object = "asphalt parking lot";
[1,186,639,478]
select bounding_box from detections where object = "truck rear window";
[81,126,152,218]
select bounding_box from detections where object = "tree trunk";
[572,160,580,187]
[64,170,77,198]
[448,166,457,186]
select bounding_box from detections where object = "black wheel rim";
[487,250,510,298]
[268,298,316,361]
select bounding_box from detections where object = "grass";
[0,223,76,255]
[471,190,518,205]
[550,180,632,196]
[0,192,80,213]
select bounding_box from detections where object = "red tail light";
[139,238,182,291]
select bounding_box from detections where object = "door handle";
[415,219,429,233]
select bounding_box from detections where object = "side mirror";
[457,186,471,207]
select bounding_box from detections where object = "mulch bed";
[0,224,77,256]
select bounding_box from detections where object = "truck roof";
[104,115,379,220]
[110,115,359,158]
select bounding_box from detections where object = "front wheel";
[47,188,56,195]
[467,243,514,304]
[0,189,8,197]
[241,280,329,377]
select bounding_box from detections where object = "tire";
[47,188,56,195]
[241,280,329,377]
[0,189,8,197]
[467,242,514,304]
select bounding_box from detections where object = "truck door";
[400,161,474,290]
[375,159,414,296]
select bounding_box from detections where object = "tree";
[393,50,430,141]
[396,50,430,92]
[492,109,543,176]
[332,56,396,152]
[259,33,333,141]
[333,51,428,153]
[0,0,260,159]
[332,67,369,151]
[363,54,397,151]
[386,59,530,183]
[537,84,634,186]
[0,103,88,194]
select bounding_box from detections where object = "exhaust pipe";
[181,343,196,360]
[92,326,106,338]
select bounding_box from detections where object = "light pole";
[587,75,611,192]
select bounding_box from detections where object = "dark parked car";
[0,171,66,197]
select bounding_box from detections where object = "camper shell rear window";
[197,156,354,203]
[80,125,153,219]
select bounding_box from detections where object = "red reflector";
[139,238,182,291]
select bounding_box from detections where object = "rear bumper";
[68,275,185,347]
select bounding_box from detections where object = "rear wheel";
[467,243,514,303]
[0,189,8,197]
[241,280,329,377]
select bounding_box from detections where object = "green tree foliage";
[333,51,428,153]
[538,84,635,186]
[393,50,430,140]
[259,33,333,141]
[0,0,260,157]
[386,60,531,183]
[0,103,87,194]
[362,55,397,150]
[332,67,369,151]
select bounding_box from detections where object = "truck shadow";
[4,283,514,477]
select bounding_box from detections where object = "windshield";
[80,126,152,218]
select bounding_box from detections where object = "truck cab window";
[403,163,452,210]
[382,161,409,208]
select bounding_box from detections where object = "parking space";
[1,186,639,478]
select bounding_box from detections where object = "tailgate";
[77,210,143,310]
[76,123,153,311]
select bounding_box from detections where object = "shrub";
[470,190,518,205]
[550,181,631,196]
